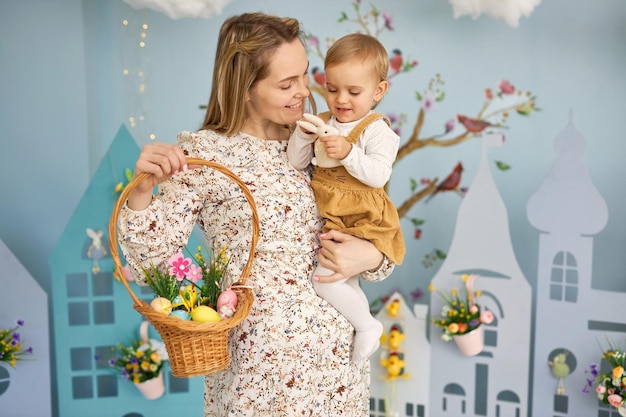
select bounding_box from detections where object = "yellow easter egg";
[150,297,172,315]
[191,305,222,323]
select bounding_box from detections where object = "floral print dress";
[118,129,393,416]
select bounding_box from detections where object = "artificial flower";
[583,340,626,412]
[137,243,232,321]
[99,338,166,384]
[430,274,493,341]
[0,319,33,368]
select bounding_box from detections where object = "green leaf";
[124,168,133,182]
[436,92,445,102]
[411,218,425,227]
[410,178,417,192]
[435,249,447,260]
[495,160,511,171]
[415,91,423,101]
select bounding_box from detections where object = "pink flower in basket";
[168,252,192,280]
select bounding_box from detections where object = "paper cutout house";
[528,111,616,416]
[370,292,431,417]
[48,125,204,417]
[0,238,51,417]
[428,134,532,417]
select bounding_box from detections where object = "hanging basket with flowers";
[583,339,626,415]
[99,321,168,400]
[0,319,33,368]
[429,274,494,356]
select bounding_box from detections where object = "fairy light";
[121,11,156,143]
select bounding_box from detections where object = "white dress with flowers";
[117,129,394,416]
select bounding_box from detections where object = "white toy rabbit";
[296,113,342,168]
[86,228,106,274]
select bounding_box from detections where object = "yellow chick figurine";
[386,298,401,318]
[175,285,198,312]
[388,325,405,350]
[380,352,410,381]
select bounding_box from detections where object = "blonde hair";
[324,33,389,85]
[200,13,314,135]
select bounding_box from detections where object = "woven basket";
[108,158,258,378]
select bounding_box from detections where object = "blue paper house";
[48,125,204,417]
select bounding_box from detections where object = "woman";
[118,12,394,416]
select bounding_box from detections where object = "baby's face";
[324,61,386,123]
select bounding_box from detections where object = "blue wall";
[1,0,625,415]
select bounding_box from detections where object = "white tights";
[313,264,383,361]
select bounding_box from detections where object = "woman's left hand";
[316,230,383,282]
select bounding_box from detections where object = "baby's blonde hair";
[325,33,389,85]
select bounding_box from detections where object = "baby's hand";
[319,135,352,160]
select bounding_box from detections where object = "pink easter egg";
[217,289,238,318]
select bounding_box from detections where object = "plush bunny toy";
[296,113,342,168]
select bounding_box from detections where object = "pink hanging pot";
[135,371,165,400]
[453,325,484,356]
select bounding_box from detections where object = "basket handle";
[108,157,260,306]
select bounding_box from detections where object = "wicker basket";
[108,158,258,378]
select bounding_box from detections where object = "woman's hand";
[315,230,383,282]
[127,142,189,210]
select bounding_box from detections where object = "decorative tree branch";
[396,181,438,219]
[304,0,539,267]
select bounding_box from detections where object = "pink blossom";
[308,35,319,48]
[185,264,203,283]
[422,92,436,113]
[597,385,606,394]
[445,118,455,133]
[168,252,192,280]
[485,88,493,100]
[480,310,494,324]
[470,305,479,314]
[498,80,515,95]
[608,394,624,408]
[383,13,394,31]
[122,265,134,281]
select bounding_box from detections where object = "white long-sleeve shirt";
[287,112,400,189]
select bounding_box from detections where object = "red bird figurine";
[425,162,464,202]
[389,49,403,73]
[457,114,507,133]
[312,67,326,87]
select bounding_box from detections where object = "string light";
[120,11,156,143]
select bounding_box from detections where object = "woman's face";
[246,39,310,132]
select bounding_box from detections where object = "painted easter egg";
[150,297,173,315]
[169,310,191,320]
[191,305,221,323]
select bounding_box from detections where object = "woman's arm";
[315,229,395,283]
[127,142,190,210]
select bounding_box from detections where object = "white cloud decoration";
[123,0,234,19]
[449,0,541,27]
